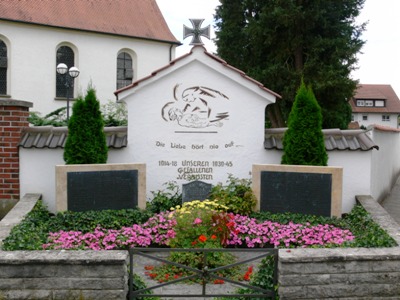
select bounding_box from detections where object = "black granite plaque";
[260,171,332,217]
[67,170,138,212]
[182,180,212,203]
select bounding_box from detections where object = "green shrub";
[2,201,151,251]
[2,201,53,250]
[63,87,108,164]
[146,181,182,214]
[281,81,328,166]
[209,175,256,215]
[341,204,397,248]
[28,108,68,127]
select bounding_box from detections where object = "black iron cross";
[183,19,210,45]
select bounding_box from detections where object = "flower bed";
[42,211,354,250]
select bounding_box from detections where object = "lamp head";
[56,63,68,75]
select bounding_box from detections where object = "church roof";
[0,0,179,44]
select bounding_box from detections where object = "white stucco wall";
[327,151,373,213]
[0,21,176,115]
[119,48,277,197]
[369,127,400,202]
[352,112,398,129]
[19,148,129,212]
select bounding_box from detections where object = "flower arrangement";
[42,202,354,250]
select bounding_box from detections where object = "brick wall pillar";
[0,99,32,200]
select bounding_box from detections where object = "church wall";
[0,21,176,115]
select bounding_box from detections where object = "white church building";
[0,0,180,115]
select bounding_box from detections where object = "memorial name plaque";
[182,180,212,203]
[260,171,332,217]
[67,170,138,212]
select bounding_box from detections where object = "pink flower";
[193,218,203,225]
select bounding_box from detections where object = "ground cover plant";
[2,179,397,298]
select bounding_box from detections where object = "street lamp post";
[56,63,80,121]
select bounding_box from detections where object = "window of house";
[0,40,7,95]
[365,100,373,107]
[356,100,365,106]
[375,100,385,107]
[56,46,75,98]
[351,114,354,122]
[382,115,390,122]
[116,52,133,90]
[362,115,368,121]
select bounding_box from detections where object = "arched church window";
[56,46,75,98]
[0,40,7,95]
[116,52,133,90]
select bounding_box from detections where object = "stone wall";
[278,195,400,299]
[0,251,129,300]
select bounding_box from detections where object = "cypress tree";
[64,87,108,164]
[281,81,327,166]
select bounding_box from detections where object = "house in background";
[0,0,180,115]
[350,84,400,129]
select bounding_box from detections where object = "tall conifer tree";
[215,0,366,129]
[64,87,108,164]
[281,81,327,166]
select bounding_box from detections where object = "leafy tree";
[281,81,327,166]
[64,87,108,164]
[214,0,366,129]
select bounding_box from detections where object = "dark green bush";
[146,181,182,214]
[209,175,256,215]
[2,201,151,251]
[341,204,397,248]
[63,87,108,164]
[281,81,328,166]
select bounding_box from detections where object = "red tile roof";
[115,46,282,99]
[0,0,179,44]
[350,84,400,114]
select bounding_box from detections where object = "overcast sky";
[156,0,400,95]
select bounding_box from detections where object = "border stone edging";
[0,193,41,247]
[356,194,400,245]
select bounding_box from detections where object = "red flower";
[211,235,217,240]
[198,235,207,243]
[226,221,234,228]
[144,265,154,270]
[174,274,180,279]
[165,274,170,279]
[213,279,225,284]
[191,240,198,246]
[149,273,157,278]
